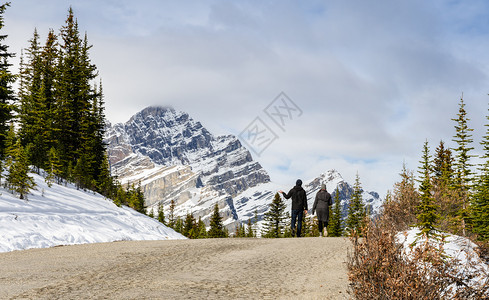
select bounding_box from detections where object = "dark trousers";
[318,220,328,233]
[291,209,303,237]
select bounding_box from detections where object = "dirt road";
[0,237,351,299]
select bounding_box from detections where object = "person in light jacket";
[312,184,332,237]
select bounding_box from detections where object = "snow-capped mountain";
[105,106,382,229]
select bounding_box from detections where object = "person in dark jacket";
[312,184,332,237]
[280,179,308,237]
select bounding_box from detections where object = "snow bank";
[0,173,185,253]
[397,228,489,294]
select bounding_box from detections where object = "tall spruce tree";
[345,173,366,236]
[208,203,226,238]
[183,212,197,238]
[55,8,100,181]
[262,192,287,238]
[246,218,254,237]
[328,188,343,237]
[0,2,15,159]
[431,140,460,232]
[6,139,35,200]
[416,141,439,237]
[157,202,165,225]
[451,96,474,234]
[196,216,207,239]
[472,103,489,240]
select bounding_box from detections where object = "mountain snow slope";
[0,173,185,253]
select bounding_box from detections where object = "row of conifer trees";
[387,96,489,241]
[151,200,231,238]
[0,4,145,211]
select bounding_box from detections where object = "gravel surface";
[0,237,351,299]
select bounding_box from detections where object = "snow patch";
[0,173,185,253]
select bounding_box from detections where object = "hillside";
[0,173,185,253]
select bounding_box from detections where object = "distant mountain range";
[105,106,382,229]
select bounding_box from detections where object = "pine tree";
[472,102,489,240]
[157,202,165,224]
[239,223,246,237]
[0,3,16,159]
[328,188,343,237]
[45,146,62,186]
[451,96,474,234]
[174,217,183,234]
[183,212,197,238]
[262,192,287,238]
[208,203,226,238]
[431,140,460,232]
[246,218,254,237]
[6,139,35,200]
[196,216,207,239]
[345,173,366,236]
[416,140,439,237]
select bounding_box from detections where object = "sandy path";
[0,237,351,299]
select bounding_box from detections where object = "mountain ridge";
[105,106,382,229]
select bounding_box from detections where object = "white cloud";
[5,0,489,197]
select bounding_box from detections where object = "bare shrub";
[347,215,489,299]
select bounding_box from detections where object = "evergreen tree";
[45,146,62,187]
[157,202,165,224]
[196,216,207,239]
[239,223,246,237]
[97,153,113,196]
[208,203,226,238]
[262,192,287,238]
[6,139,35,199]
[183,212,197,238]
[328,188,343,237]
[472,103,489,240]
[451,96,474,234]
[345,173,366,236]
[246,218,254,237]
[17,29,59,172]
[127,182,145,214]
[0,3,16,159]
[431,140,460,232]
[174,217,183,234]
[416,141,439,237]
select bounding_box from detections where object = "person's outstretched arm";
[280,189,293,199]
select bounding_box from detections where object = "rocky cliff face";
[105,107,383,230]
[105,106,270,227]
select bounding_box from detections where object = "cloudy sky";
[5,0,489,196]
